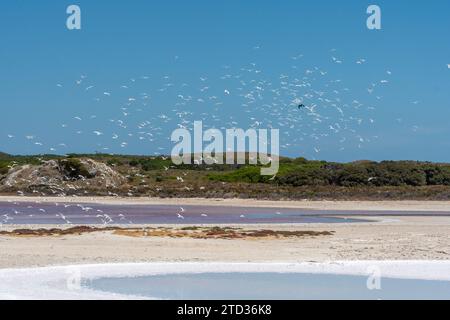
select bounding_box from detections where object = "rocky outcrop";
[0,158,127,196]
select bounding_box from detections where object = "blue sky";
[1,1,449,162]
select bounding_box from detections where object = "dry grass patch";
[113,226,334,240]
[0,226,334,240]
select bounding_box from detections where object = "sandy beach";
[0,197,449,268]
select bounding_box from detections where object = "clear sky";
[1,1,449,162]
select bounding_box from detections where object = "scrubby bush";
[336,165,370,187]
[277,167,331,186]
[59,158,94,180]
[0,163,9,175]
[424,165,450,185]
[209,166,271,183]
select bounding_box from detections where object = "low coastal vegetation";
[209,158,450,187]
[1,152,450,200]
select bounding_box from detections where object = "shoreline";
[1,196,450,212]
[3,260,450,281]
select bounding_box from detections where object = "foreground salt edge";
[1,261,449,300]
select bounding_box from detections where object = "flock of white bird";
[0,200,130,225]
[0,201,254,225]
[5,47,432,158]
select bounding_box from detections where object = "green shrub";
[59,158,94,180]
[0,160,13,175]
[209,166,271,183]
[424,166,450,185]
[278,167,331,186]
[336,165,370,187]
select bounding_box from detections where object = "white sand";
[1,216,449,268]
[1,261,449,300]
